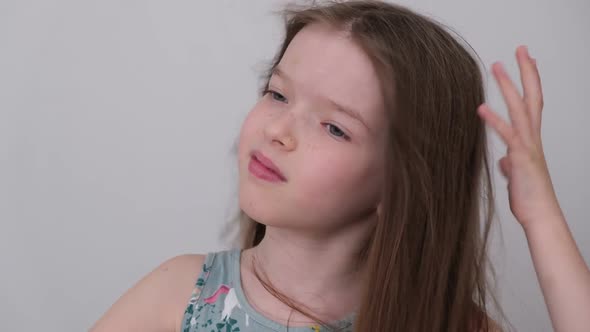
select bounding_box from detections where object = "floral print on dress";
[182,258,243,332]
[181,250,355,332]
[184,284,242,331]
[182,261,213,332]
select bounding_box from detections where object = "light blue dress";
[180,248,356,332]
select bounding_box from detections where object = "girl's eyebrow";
[271,66,370,131]
[326,96,369,131]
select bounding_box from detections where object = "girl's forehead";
[281,24,375,86]
[276,23,386,128]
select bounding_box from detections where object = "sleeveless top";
[180,248,356,332]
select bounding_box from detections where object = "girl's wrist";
[521,207,566,237]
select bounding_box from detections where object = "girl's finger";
[491,62,533,144]
[477,104,517,147]
[499,156,511,180]
[516,45,544,135]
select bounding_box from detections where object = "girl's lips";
[249,151,287,182]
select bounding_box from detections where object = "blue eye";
[264,89,287,103]
[324,123,350,141]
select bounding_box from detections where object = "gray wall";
[1,1,588,331]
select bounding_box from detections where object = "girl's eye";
[324,123,350,141]
[264,89,287,103]
[262,88,350,141]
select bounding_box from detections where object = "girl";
[91,1,590,331]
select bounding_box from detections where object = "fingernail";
[523,45,531,59]
[494,62,506,75]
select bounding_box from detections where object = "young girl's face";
[238,23,388,233]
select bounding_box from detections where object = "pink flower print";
[203,284,230,304]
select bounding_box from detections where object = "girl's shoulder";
[90,253,207,332]
[161,254,209,331]
[165,249,239,331]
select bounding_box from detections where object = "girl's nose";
[263,112,297,151]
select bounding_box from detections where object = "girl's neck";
[240,213,377,318]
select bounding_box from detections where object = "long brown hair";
[225,1,507,331]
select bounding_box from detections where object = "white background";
[1,0,588,331]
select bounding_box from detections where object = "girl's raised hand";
[477,45,562,230]
[478,46,590,332]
